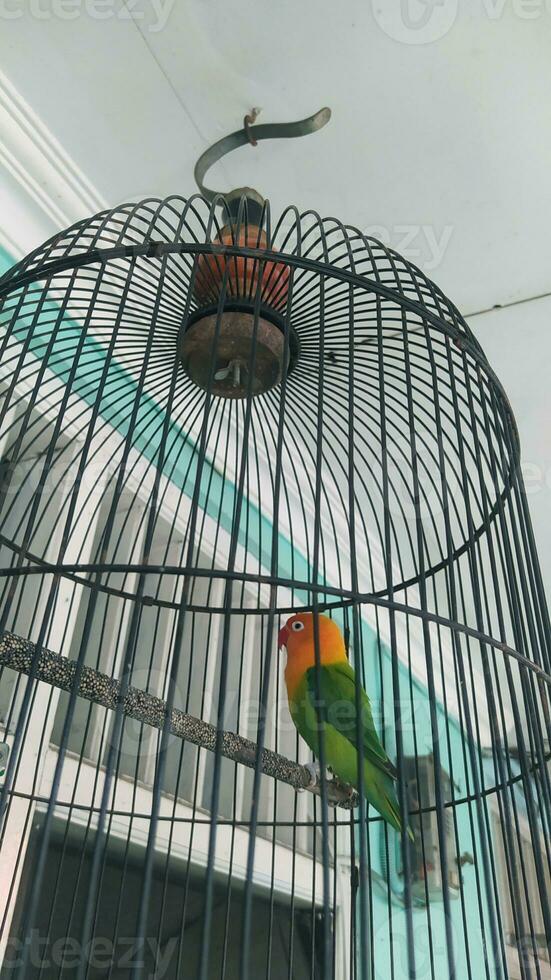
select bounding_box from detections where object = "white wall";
[469,295,551,598]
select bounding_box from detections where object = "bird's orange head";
[278,612,345,656]
[278,612,347,697]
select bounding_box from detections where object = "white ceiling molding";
[0,68,106,259]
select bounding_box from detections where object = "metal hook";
[194,106,332,210]
[243,107,262,146]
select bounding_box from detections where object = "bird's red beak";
[278,624,289,649]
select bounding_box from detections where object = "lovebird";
[278,611,413,839]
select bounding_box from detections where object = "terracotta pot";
[193,225,290,309]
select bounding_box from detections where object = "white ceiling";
[1,0,550,592]
[2,0,551,314]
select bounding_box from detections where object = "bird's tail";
[380,782,415,843]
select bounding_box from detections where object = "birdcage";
[0,111,550,980]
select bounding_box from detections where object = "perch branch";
[0,631,358,810]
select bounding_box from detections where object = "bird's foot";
[300,763,336,792]
[330,776,357,805]
[300,762,320,790]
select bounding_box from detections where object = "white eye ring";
[291,621,305,632]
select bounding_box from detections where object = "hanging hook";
[243,107,262,146]
[194,106,332,213]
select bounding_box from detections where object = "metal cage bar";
[0,194,549,980]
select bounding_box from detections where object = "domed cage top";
[0,193,549,980]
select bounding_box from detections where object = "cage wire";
[0,193,549,980]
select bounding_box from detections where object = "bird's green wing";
[305,661,397,779]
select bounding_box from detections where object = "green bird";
[278,611,413,839]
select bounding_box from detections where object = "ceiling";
[2,0,551,315]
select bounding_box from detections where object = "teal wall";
[0,244,500,979]
[364,628,499,980]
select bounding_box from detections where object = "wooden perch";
[0,631,358,810]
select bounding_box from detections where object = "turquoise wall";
[364,627,500,980]
[0,244,501,979]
